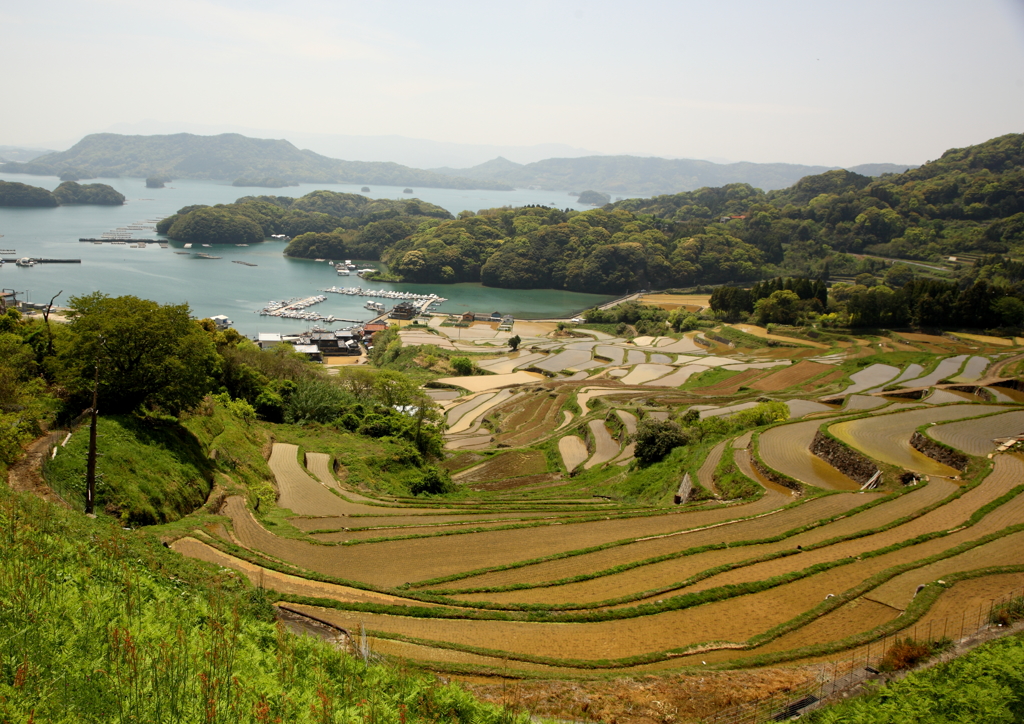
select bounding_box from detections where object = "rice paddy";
[165,319,1024,680]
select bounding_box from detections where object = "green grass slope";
[0,485,525,724]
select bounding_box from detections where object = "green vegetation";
[577,189,610,205]
[2,131,513,189]
[0,179,123,207]
[43,414,213,524]
[0,486,522,724]
[807,632,1024,723]
[52,180,125,205]
[0,180,58,207]
[159,190,452,250]
[145,175,170,188]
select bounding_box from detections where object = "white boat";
[337,268,350,276]
[16,257,35,267]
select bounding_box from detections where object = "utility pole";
[85,363,99,515]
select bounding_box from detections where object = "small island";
[0,179,123,207]
[146,176,171,189]
[52,181,126,206]
[577,189,611,206]
[403,188,414,194]
[361,186,370,192]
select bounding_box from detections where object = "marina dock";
[1,258,81,264]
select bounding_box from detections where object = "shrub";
[450,356,475,376]
[410,466,455,495]
[879,637,933,671]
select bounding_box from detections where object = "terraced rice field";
[899,355,968,387]
[558,435,589,471]
[584,420,621,469]
[928,409,1024,455]
[759,420,860,490]
[750,361,833,392]
[829,404,1004,476]
[620,364,674,384]
[169,314,1024,679]
[842,364,900,394]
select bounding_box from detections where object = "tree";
[508,334,522,351]
[58,294,220,415]
[754,289,801,325]
[450,357,474,376]
[634,419,689,465]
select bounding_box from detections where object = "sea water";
[0,173,616,335]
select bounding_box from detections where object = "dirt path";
[6,432,71,508]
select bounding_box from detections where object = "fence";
[702,584,1024,723]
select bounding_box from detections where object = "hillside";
[0,179,123,207]
[431,155,916,195]
[0,132,514,190]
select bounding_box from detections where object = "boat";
[16,258,35,267]
[183,243,192,249]
[337,268,350,276]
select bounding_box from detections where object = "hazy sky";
[2,0,1022,166]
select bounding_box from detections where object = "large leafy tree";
[59,294,220,415]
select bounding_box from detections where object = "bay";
[0,173,615,335]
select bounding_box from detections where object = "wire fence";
[702,584,1024,724]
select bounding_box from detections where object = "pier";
[1,258,81,264]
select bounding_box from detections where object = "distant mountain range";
[429,156,917,196]
[0,132,916,197]
[0,133,514,191]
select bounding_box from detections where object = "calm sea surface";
[0,173,615,335]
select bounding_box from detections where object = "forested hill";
[369,133,1023,291]
[0,133,514,191]
[430,155,916,196]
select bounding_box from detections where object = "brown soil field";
[666,456,1024,599]
[697,440,728,493]
[440,452,488,472]
[230,494,818,590]
[584,420,620,469]
[458,482,950,608]
[444,495,868,598]
[750,361,834,392]
[469,473,563,491]
[801,370,846,393]
[928,409,1024,456]
[289,509,601,533]
[954,332,1016,346]
[829,404,1005,476]
[691,368,770,395]
[865,529,1024,610]
[172,537,435,608]
[907,571,1024,636]
[454,451,549,484]
[304,452,337,487]
[241,472,1024,669]
[496,393,567,447]
[899,333,955,345]
[270,443,365,517]
[558,435,589,470]
[759,420,860,491]
[642,293,711,311]
[616,409,638,435]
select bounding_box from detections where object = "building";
[292,344,322,362]
[209,315,233,330]
[390,301,417,320]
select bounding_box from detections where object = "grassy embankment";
[0,483,524,723]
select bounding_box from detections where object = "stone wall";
[810,431,880,485]
[750,454,802,493]
[910,431,969,472]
